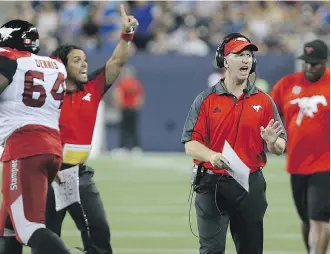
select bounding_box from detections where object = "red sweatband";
[121,32,135,41]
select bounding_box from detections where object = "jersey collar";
[215,78,259,96]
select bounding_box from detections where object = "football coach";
[181,33,287,254]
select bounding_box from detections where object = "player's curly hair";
[51,44,83,66]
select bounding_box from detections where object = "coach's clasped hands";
[210,153,230,169]
[260,119,282,144]
[120,4,139,34]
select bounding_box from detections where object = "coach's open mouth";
[240,66,249,73]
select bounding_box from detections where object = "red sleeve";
[181,93,208,144]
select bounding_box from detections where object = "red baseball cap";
[224,37,258,56]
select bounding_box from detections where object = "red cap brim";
[224,41,259,56]
[232,42,258,53]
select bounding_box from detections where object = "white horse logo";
[0,27,21,41]
[290,95,327,126]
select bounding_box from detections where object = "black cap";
[297,39,329,63]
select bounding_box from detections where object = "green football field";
[16,153,326,253]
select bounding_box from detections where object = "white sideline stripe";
[111,249,303,254]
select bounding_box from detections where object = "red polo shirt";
[181,80,287,174]
[60,67,109,145]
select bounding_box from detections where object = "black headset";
[214,33,257,74]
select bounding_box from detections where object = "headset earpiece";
[223,57,228,68]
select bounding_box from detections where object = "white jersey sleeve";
[0,47,67,144]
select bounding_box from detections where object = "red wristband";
[121,32,135,41]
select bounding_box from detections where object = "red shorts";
[0,154,61,244]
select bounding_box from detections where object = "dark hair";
[51,44,83,66]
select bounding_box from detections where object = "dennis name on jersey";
[35,59,59,69]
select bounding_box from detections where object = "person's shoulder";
[0,47,30,61]
[256,88,271,98]
[87,67,105,82]
[253,86,271,99]
[193,86,216,104]
[48,55,65,67]
[277,71,303,86]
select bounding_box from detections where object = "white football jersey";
[0,47,67,144]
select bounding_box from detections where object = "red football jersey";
[270,69,330,174]
[0,47,66,162]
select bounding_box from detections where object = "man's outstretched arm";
[104,4,139,87]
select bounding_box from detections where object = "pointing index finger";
[120,4,127,17]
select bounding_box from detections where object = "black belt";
[194,165,262,177]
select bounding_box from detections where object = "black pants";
[194,170,268,254]
[43,170,112,254]
[119,109,139,149]
[291,171,330,223]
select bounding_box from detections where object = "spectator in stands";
[58,1,87,44]
[97,1,121,51]
[36,2,59,54]
[8,2,36,24]
[130,1,154,50]
[177,28,210,56]
[146,28,170,55]
[6,1,328,55]
[80,4,101,53]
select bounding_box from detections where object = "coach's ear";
[223,57,228,69]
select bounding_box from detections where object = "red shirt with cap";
[270,69,330,175]
[181,80,287,175]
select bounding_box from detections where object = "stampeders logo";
[305,47,314,54]
[0,27,21,42]
[10,160,19,191]
[290,95,327,126]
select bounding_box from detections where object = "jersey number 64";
[22,70,65,108]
